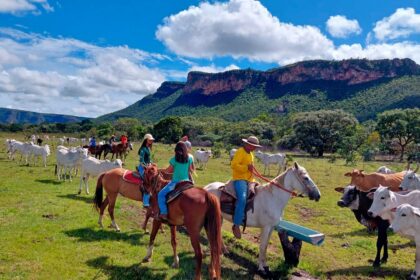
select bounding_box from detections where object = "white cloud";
[0,29,166,117]
[373,8,420,41]
[326,15,361,38]
[0,0,53,14]
[156,0,334,64]
[189,64,239,73]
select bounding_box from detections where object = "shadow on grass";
[36,179,63,186]
[87,256,167,280]
[326,265,412,279]
[64,227,147,246]
[57,193,92,203]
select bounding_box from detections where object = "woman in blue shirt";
[138,133,154,207]
[158,141,194,221]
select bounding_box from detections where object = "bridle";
[251,166,297,196]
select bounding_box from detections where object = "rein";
[251,167,297,197]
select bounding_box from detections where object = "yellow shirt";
[231,147,255,181]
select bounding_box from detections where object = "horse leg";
[98,196,109,228]
[187,227,203,280]
[142,220,162,263]
[142,207,152,233]
[107,194,120,232]
[170,225,179,268]
[257,226,274,277]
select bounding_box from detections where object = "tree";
[286,110,358,157]
[153,117,183,143]
[376,108,420,161]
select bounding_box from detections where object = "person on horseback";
[109,135,116,144]
[138,133,154,208]
[157,141,194,221]
[231,135,261,239]
[121,134,128,146]
[89,136,96,148]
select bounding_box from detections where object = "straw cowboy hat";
[143,133,155,141]
[242,136,262,147]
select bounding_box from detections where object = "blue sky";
[0,0,419,117]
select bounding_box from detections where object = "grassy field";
[0,132,416,280]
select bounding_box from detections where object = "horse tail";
[205,192,222,279]
[93,173,105,211]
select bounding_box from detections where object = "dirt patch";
[42,214,57,219]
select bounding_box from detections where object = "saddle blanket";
[122,170,142,185]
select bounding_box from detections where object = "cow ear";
[367,192,375,200]
[414,208,420,218]
[294,162,299,169]
[335,187,345,193]
[344,172,351,177]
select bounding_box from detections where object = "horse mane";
[258,167,292,192]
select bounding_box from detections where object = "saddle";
[166,181,194,203]
[219,181,257,219]
[122,170,142,185]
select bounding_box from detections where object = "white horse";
[204,162,321,276]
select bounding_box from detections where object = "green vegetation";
[0,132,416,279]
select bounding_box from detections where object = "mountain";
[0,108,89,124]
[98,58,420,122]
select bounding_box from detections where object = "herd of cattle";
[4,136,420,279]
[336,164,420,280]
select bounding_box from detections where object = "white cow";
[9,140,33,164]
[27,144,50,167]
[400,164,420,191]
[255,151,286,175]
[195,149,212,169]
[390,204,420,280]
[376,166,394,174]
[229,148,237,161]
[78,157,122,194]
[56,147,87,181]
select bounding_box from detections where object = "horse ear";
[293,162,299,169]
[335,187,345,193]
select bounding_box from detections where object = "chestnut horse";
[142,164,222,280]
[110,143,130,160]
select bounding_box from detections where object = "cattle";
[229,148,237,161]
[336,185,389,267]
[78,157,122,194]
[195,149,212,169]
[390,204,420,280]
[400,164,420,191]
[344,169,405,192]
[255,151,286,175]
[9,140,33,164]
[376,166,394,174]
[55,147,87,181]
[27,144,50,167]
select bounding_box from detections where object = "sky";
[0,0,420,118]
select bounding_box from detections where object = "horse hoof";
[171,262,179,269]
[257,269,270,279]
[77,190,81,195]
[142,257,151,263]
[372,261,380,268]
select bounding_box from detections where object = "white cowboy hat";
[242,136,262,147]
[143,133,155,141]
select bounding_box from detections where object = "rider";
[109,135,116,144]
[89,136,96,148]
[157,141,194,221]
[121,134,128,147]
[138,133,154,208]
[230,135,261,239]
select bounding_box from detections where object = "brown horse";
[110,143,129,160]
[141,164,222,280]
[93,168,154,232]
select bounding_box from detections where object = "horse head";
[285,162,321,201]
[143,164,161,194]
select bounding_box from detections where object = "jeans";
[158,181,177,215]
[138,165,150,206]
[233,180,248,226]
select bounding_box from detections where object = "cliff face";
[181,58,420,97]
[153,81,185,98]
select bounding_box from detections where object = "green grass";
[0,132,416,279]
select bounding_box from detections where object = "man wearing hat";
[138,133,155,208]
[230,135,262,239]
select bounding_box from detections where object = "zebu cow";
[336,185,390,267]
[344,169,406,192]
[390,204,420,280]
[9,140,33,164]
[78,157,122,194]
[27,144,50,167]
[229,148,237,161]
[55,147,87,181]
[400,164,420,191]
[255,151,286,175]
[376,166,394,174]
[195,149,212,169]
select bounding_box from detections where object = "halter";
[291,167,315,196]
[251,166,297,197]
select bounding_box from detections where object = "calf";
[390,204,420,280]
[345,169,405,192]
[195,149,212,169]
[336,185,389,267]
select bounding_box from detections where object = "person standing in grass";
[138,133,154,208]
[230,136,261,239]
[157,141,194,221]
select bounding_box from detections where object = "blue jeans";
[233,180,248,226]
[138,165,150,207]
[158,181,177,215]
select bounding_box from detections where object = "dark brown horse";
[142,164,222,280]
[110,142,129,160]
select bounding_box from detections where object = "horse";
[93,168,172,233]
[86,145,104,159]
[110,143,129,160]
[141,164,222,280]
[204,162,321,277]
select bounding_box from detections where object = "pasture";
[0,133,416,279]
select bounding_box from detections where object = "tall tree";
[376,108,420,161]
[153,117,183,143]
